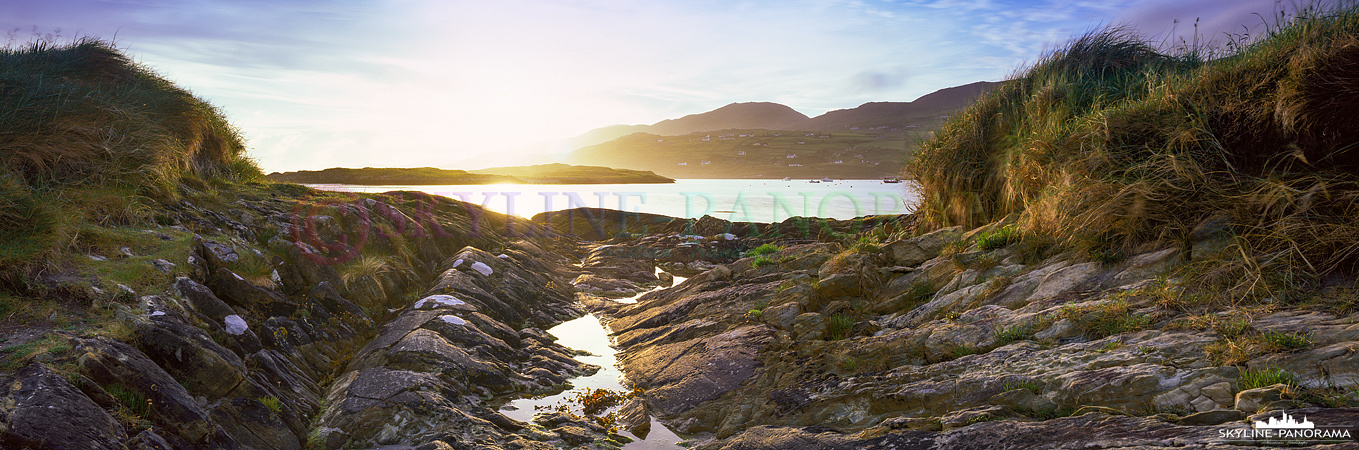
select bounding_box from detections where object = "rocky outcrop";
[583,215,1359,448]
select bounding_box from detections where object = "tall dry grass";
[908,4,1359,303]
[0,37,263,266]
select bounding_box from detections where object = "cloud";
[850,67,911,92]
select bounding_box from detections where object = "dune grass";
[907,4,1359,305]
[0,37,262,271]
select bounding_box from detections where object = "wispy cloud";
[1,0,1297,171]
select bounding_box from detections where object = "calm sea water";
[310,178,918,223]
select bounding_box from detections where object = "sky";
[4,0,1296,172]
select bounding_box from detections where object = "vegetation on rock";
[908,4,1359,304]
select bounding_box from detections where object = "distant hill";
[802,81,1000,130]
[563,81,1000,179]
[267,164,674,185]
[267,167,520,185]
[570,81,1000,141]
[468,163,673,184]
[648,102,809,136]
[566,130,913,179]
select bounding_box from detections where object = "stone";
[761,302,801,331]
[1235,384,1291,413]
[74,337,214,443]
[883,226,963,267]
[1176,409,1244,426]
[1199,381,1234,406]
[793,313,827,341]
[619,325,772,417]
[616,397,651,439]
[208,397,300,450]
[554,425,593,446]
[152,258,177,273]
[817,273,862,299]
[131,315,247,399]
[0,363,128,450]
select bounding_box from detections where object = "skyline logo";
[1254,412,1315,430]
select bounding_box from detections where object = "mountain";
[569,81,1000,141]
[561,81,1000,179]
[647,102,809,136]
[266,164,674,185]
[467,163,673,184]
[801,81,1000,130]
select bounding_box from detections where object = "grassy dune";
[908,4,1359,304]
[0,38,263,268]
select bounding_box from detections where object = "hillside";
[267,164,674,185]
[266,167,521,185]
[566,129,911,179]
[647,102,810,136]
[562,82,997,178]
[468,163,674,184]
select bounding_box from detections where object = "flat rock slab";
[621,325,773,417]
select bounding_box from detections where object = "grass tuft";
[1237,367,1298,391]
[905,5,1359,308]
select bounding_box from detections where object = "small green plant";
[951,346,977,359]
[940,238,969,256]
[1138,345,1156,354]
[993,321,1035,346]
[1096,341,1122,353]
[1237,367,1297,391]
[976,225,1020,250]
[827,314,857,340]
[1059,301,1149,339]
[849,236,881,253]
[964,413,995,425]
[751,255,776,268]
[1260,330,1312,351]
[943,310,960,322]
[747,243,782,257]
[1214,316,1253,338]
[745,309,763,320]
[258,395,282,414]
[106,384,153,417]
[839,357,859,372]
[899,282,936,311]
[1003,379,1043,394]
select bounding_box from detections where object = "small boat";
[821,177,833,182]
[808,179,820,183]
[883,176,901,183]
[782,177,791,181]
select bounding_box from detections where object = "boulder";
[883,226,963,267]
[74,337,215,443]
[209,397,301,450]
[817,273,861,299]
[761,302,801,331]
[1235,384,1291,413]
[0,363,127,450]
[793,313,827,341]
[131,315,247,399]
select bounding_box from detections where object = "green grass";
[258,395,282,414]
[993,320,1036,346]
[1059,301,1150,339]
[751,255,777,268]
[906,4,1359,305]
[106,384,153,417]
[826,313,857,340]
[1002,379,1043,395]
[976,225,1020,250]
[1260,330,1313,351]
[1237,367,1298,391]
[747,243,783,257]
